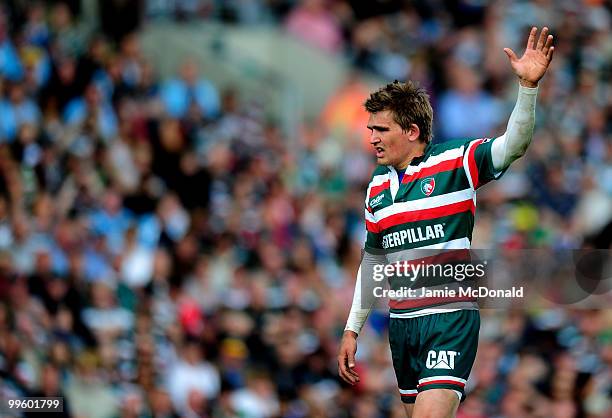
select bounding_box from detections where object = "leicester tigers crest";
[421,177,435,196]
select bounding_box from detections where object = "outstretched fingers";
[526,26,537,49]
[527,26,554,62]
[504,47,518,62]
[544,35,554,60]
[543,34,553,51]
[536,27,549,50]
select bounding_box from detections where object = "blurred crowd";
[0,1,610,418]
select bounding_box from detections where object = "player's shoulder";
[428,138,468,154]
[426,138,492,158]
[367,164,390,183]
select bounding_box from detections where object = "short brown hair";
[364,81,433,143]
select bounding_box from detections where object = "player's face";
[367,111,417,169]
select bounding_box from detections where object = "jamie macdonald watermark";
[373,285,524,299]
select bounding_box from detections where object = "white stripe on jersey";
[364,208,376,223]
[408,237,470,250]
[373,188,474,222]
[463,140,478,190]
[388,166,400,200]
[403,147,464,176]
[370,173,390,188]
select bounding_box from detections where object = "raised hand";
[504,27,554,88]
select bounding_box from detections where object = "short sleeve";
[365,231,382,250]
[364,207,382,249]
[463,137,508,190]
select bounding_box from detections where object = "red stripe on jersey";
[389,295,476,310]
[467,139,485,189]
[374,200,475,231]
[366,219,380,233]
[369,180,390,200]
[402,157,463,184]
[417,380,465,388]
[396,249,471,266]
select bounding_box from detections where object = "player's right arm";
[338,266,366,385]
[338,175,385,385]
[491,26,554,170]
[462,27,553,190]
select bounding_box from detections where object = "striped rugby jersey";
[364,137,506,318]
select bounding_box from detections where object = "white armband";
[491,84,538,171]
[344,266,373,335]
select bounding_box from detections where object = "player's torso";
[365,141,476,251]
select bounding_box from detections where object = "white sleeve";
[344,266,373,335]
[491,84,539,171]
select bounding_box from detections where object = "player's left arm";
[491,26,554,171]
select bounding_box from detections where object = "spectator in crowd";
[167,339,221,414]
[0,82,41,142]
[63,82,118,141]
[437,60,504,141]
[0,13,24,81]
[285,0,345,54]
[160,58,220,120]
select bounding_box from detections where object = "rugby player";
[338,27,554,418]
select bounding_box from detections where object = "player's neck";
[394,143,427,170]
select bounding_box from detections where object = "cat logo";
[426,350,458,369]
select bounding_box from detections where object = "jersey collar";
[409,141,432,166]
[387,141,432,173]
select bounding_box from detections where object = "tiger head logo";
[421,177,436,196]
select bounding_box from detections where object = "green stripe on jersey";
[369,189,392,214]
[395,169,471,203]
[429,138,467,153]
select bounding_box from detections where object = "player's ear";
[406,123,420,142]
